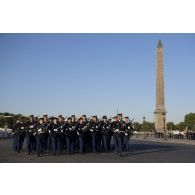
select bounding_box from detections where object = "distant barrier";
[132,131,195,141]
[0,129,12,139]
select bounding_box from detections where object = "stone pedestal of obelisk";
[154,40,167,132]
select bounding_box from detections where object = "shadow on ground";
[1,138,195,163]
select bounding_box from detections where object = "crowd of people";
[12,114,134,157]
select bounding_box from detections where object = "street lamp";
[162,112,167,140]
[143,116,146,139]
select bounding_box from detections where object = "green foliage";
[175,122,186,131]
[184,113,195,130]
[132,122,142,132]
[167,122,175,130]
[135,121,155,132]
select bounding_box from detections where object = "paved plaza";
[1,138,195,163]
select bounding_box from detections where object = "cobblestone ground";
[1,138,195,163]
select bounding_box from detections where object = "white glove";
[90,129,94,132]
[125,133,128,136]
[21,127,24,130]
[115,129,119,132]
[61,130,63,133]
[54,129,58,132]
[30,125,34,128]
[38,128,42,132]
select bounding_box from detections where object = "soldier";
[117,114,126,156]
[18,116,26,152]
[123,116,132,152]
[100,116,111,152]
[47,117,53,152]
[82,115,91,151]
[36,117,46,157]
[64,117,75,154]
[113,114,125,156]
[26,115,37,155]
[89,116,101,152]
[43,114,49,153]
[111,116,118,154]
[71,115,77,153]
[50,117,60,155]
[76,117,88,153]
[58,115,66,152]
[12,118,20,152]
[32,116,39,151]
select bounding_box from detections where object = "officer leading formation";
[12,114,134,157]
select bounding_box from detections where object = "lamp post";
[162,112,167,140]
[143,116,146,139]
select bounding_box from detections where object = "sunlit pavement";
[1,138,195,163]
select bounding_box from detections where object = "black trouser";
[91,132,101,152]
[102,134,110,152]
[78,133,86,153]
[16,133,24,152]
[43,133,49,152]
[59,134,66,152]
[65,133,76,154]
[51,133,60,155]
[12,134,19,152]
[26,133,34,154]
[123,134,129,151]
[36,134,44,156]
[116,133,125,155]
[47,134,52,152]
[85,132,92,152]
[20,132,26,151]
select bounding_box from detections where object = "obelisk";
[154,40,166,132]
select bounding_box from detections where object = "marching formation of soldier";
[12,114,134,157]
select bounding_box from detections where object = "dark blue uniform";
[51,123,60,155]
[58,122,66,152]
[36,124,46,157]
[26,121,37,155]
[16,122,26,153]
[76,122,88,153]
[64,122,76,154]
[123,122,132,152]
[43,122,50,153]
[89,121,101,152]
[100,120,111,152]
[113,120,125,156]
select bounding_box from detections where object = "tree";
[175,122,186,131]
[133,122,142,132]
[167,122,175,130]
[184,113,195,130]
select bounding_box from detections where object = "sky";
[0,33,195,123]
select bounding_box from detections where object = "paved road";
[1,138,195,163]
